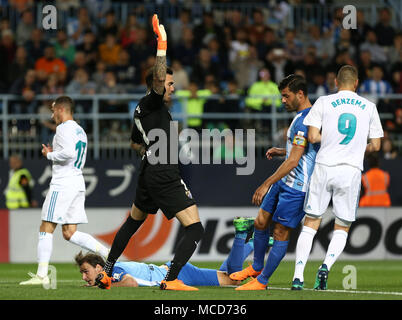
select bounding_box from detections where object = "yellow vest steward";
[6,168,32,209]
[176,89,212,127]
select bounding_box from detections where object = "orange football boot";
[235,278,267,291]
[229,264,261,281]
[160,279,199,291]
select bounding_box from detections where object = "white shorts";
[41,188,88,225]
[304,163,361,222]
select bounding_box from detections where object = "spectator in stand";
[374,7,396,47]
[315,70,337,96]
[224,9,247,39]
[112,49,136,91]
[67,7,95,46]
[282,29,304,63]
[336,29,355,60]
[358,50,373,84]
[229,27,249,66]
[388,32,402,67]
[351,10,373,48]
[9,0,33,13]
[44,73,64,96]
[248,9,268,44]
[360,30,387,65]
[98,71,126,113]
[172,27,200,69]
[381,137,398,159]
[127,27,152,83]
[98,33,121,67]
[322,7,343,46]
[92,60,106,88]
[191,47,220,88]
[256,27,281,61]
[306,25,335,64]
[0,29,17,65]
[359,64,393,99]
[230,45,264,91]
[207,37,229,79]
[98,10,120,43]
[24,28,48,63]
[35,45,67,83]
[264,48,294,85]
[245,67,281,130]
[16,9,35,46]
[120,13,142,49]
[171,59,189,91]
[76,30,98,74]
[193,11,225,46]
[7,46,33,89]
[9,69,40,132]
[170,8,192,46]
[53,29,76,66]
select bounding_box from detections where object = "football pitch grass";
[1,260,402,300]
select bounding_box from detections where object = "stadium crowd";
[0,1,401,156]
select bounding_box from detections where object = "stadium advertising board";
[1,207,401,263]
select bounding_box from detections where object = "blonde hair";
[336,65,358,87]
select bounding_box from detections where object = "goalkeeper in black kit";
[95,14,204,291]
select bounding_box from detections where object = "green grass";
[1,261,402,300]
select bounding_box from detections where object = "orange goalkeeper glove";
[152,14,167,56]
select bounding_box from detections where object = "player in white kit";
[291,65,383,290]
[20,96,109,286]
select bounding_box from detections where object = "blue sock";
[252,228,270,271]
[257,240,289,285]
[219,232,252,273]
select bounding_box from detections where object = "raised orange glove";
[152,14,167,55]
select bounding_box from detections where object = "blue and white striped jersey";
[281,107,319,192]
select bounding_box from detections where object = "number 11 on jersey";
[75,140,86,169]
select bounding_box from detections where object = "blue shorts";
[165,262,220,286]
[260,180,306,229]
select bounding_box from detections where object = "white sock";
[69,231,110,258]
[293,226,317,282]
[37,232,53,278]
[323,229,348,271]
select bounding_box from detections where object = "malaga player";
[230,75,319,290]
[20,96,109,286]
[77,217,256,288]
[292,65,383,290]
[96,15,204,291]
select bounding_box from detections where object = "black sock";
[104,215,145,276]
[164,222,204,281]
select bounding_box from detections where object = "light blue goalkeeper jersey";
[111,261,166,286]
[281,107,319,192]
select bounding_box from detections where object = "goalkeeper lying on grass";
[76,217,272,288]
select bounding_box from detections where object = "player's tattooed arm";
[153,55,166,95]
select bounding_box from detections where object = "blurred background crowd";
[0,0,401,159]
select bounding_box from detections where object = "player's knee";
[273,224,290,241]
[254,212,270,230]
[62,229,74,241]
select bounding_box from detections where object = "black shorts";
[134,167,196,220]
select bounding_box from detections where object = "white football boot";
[19,272,50,286]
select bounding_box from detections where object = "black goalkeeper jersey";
[131,89,179,172]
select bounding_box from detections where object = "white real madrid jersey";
[303,90,383,171]
[46,120,87,190]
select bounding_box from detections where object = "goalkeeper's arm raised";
[152,14,167,96]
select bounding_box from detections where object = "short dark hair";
[53,96,75,114]
[278,74,308,96]
[367,152,380,169]
[145,67,173,90]
[75,251,105,268]
[336,65,358,86]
